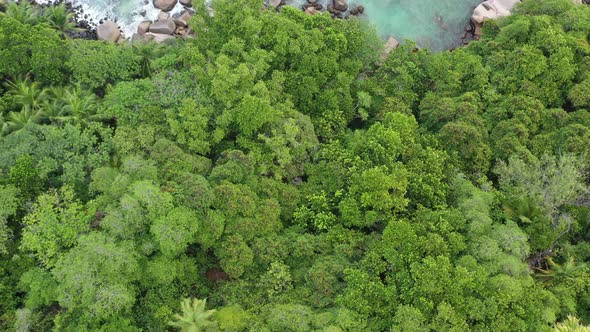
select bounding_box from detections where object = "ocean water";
[358,0,483,50]
[32,0,483,50]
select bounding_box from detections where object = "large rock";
[97,20,120,42]
[145,32,177,43]
[175,10,192,27]
[137,21,152,35]
[305,6,319,15]
[381,36,399,60]
[149,19,176,35]
[269,0,281,8]
[334,0,348,12]
[471,0,520,24]
[180,0,192,6]
[158,11,170,21]
[153,0,177,11]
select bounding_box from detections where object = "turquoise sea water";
[357,0,482,50]
[35,0,483,50]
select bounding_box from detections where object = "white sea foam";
[30,0,187,37]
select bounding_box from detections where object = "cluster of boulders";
[269,0,364,18]
[326,0,365,18]
[133,0,195,43]
[462,0,520,43]
[97,0,195,43]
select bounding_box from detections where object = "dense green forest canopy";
[0,0,590,330]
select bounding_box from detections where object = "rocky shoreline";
[96,0,369,44]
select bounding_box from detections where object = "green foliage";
[52,233,140,320]
[21,186,89,267]
[554,315,590,332]
[0,185,18,253]
[0,16,68,84]
[151,207,199,257]
[8,154,42,201]
[1,0,590,330]
[43,3,82,35]
[67,40,141,89]
[169,298,216,332]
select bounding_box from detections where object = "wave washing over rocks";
[30,0,192,37]
[28,0,571,51]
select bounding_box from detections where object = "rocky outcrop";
[133,4,194,44]
[97,20,121,42]
[153,0,177,12]
[149,18,176,35]
[137,21,152,35]
[380,36,399,61]
[157,11,170,21]
[334,0,348,12]
[179,0,192,6]
[269,0,282,8]
[145,32,177,42]
[471,0,520,25]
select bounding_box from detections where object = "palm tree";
[43,86,68,123]
[132,41,166,78]
[5,75,48,110]
[43,4,83,36]
[168,298,217,332]
[536,256,588,284]
[3,105,45,136]
[554,315,590,332]
[0,115,9,137]
[60,84,104,125]
[5,1,42,25]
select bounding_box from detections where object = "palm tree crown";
[169,298,217,332]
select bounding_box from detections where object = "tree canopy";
[1,0,590,330]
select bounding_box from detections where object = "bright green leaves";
[21,186,89,267]
[302,112,448,229]
[52,233,139,320]
[295,192,337,231]
[260,261,293,299]
[18,268,58,310]
[216,235,254,279]
[568,79,590,109]
[169,298,216,332]
[151,207,199,257]
[351,165,408,212]
[0,16,68,84]
[67,40,141,90]
[0,185,18,254]
[439,121,492,177]
[8,155,42,201]
[234,82,279,136]
[166,98,215,155]
[340,165,408,227]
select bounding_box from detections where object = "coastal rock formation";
[97,20,121,42]
[381,36,399,61]
[179,0,192,6]
[471,0,520,25]
[334,0,348,12]
[269,0,282,8]
[153,0,177,12]
[145,32,177,42]
[149,19,176,35]
[157,11,170,21]
[137,21,152,35]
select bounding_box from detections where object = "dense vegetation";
[1,0,590,330]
